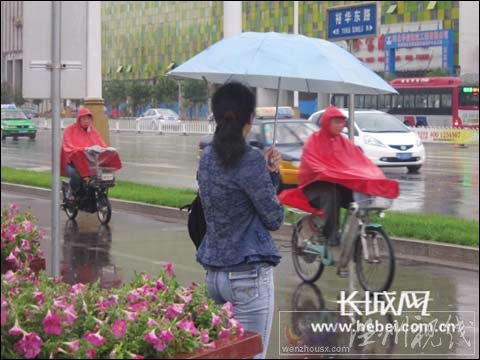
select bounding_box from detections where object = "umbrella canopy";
[168,32,397,95]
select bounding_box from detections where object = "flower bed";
[1,262,250,359]
[1,204,46,274]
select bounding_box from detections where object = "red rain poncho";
[61,107,122,177]
[279,105,399,212]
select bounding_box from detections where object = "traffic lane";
[1,130,479,219]
[2,191,478,358]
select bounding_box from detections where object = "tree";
[426,68,449,77]
[103,80,127,108]
[1,82,14,104]
[151,76,178,107]
[182,79,208,119]
[126,80,152,116]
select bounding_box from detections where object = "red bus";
[332,77,479,128]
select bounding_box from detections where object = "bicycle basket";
[353,192,393,210]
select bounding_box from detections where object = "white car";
[136,108,180,131]
[309,109,426,173]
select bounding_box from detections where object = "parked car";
[136,108,180,131]
[198,117,319,191]
[1,104,37,140]
[309,109,425,173]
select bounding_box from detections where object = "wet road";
[2,191,478,358]
[1,130,478,220]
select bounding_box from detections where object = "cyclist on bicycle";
[298,105,399,246]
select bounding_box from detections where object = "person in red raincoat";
[280,105,399,246]
[61,107,121,197]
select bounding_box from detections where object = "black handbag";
[180,193,206,250]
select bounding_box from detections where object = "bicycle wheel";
[291,217,324,283]
[97,196,112,225]
[354,227,395,292]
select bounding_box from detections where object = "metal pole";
[272,77,282,146]
[348,40,355,142]
[50,0,61,277]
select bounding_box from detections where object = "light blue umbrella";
[168,32,397,143]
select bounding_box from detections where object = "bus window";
[441,94,452,108]
[355,95,364,108]
[415,94,428,108]
[428,94,441,108]
[459,88,479,107]
[404,94,415,108]
[392,94,400,108]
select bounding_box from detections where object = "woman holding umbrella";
[196,82,284,359]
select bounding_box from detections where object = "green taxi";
[1,104,37,140]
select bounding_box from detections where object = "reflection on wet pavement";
[2,191,478,358]
[2,131,478,220]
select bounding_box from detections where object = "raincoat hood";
[76,107,93,126]
[320,105,347,137]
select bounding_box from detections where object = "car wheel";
[407,165,422,174]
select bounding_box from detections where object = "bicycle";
[289,193,395,292]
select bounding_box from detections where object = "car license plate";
[397,153,412,160]
[101,173,114,181]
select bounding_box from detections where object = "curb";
[2,182,478,272]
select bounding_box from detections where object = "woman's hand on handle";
[264,146,281,173]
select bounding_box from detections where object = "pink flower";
[181,294,192,305]
[21,239,31,251]
[84,331,106,347]
[199,301,209,313]
[142,274,150,282]
[22,220,33,232]
[229,318,245,335]
[13,332,43,359]
[200,330,210,343]
[147,318,158,327]
[166,303,184,319]
[163,262,174,277]
[159,329,174,343]
[155,278,167,291]
[6,253,18,263]
[38,250,45,259]
[43,310,62,336]
[112,320,128,339]
[126,290,141,304]
[124,310,138,322]
[1,309,6,327]
[129,301,150,313]
[71,283,85,295]
[5,270,16,284]
[218,327,231,339]
[9,318,26,336]
[178,319,199,335]
[154,341,167,352]
[62,305,77,325]
[33,290,45,305]
[63,340,80,353]
[187,282,198,291]
[97,297,110,312]
[10,204,19,214]
[27,253,34,262]
[12,246,21,257]
[144,329,159,344]
[86,348,96,359]
[211,314,222,327]
[223,302,234,318]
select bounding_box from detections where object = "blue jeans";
[66,164,82,193]
[206,264,274,359]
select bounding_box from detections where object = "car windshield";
[264,122,317,146]
[355,113,409,133]
[158,109,178,117]
[1,111,28,120]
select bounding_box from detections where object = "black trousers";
[303,181,353,245]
